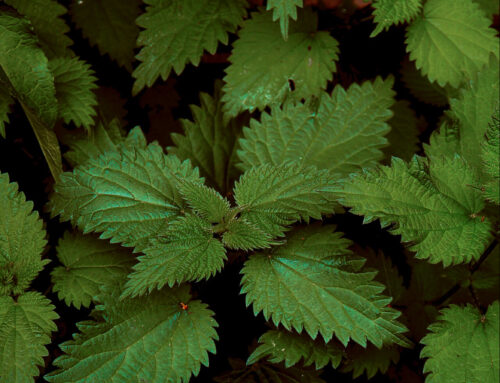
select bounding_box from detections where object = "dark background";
[2,1,491,381]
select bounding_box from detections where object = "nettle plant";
[0,0,499,382]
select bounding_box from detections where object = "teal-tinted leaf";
[178,180,231,223]
[222,217,274,251]
[45,285,218,383]
[241,225,411,347]
[222,8,339,117]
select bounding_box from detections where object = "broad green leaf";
[70,0,141,71]
[222,8,339,117]
[62,123,147,168]
[266,0,303,40]
[50,142,202,252]
[133,0,247,94]
[233,164,337,237]
[45,285,218,383]
[0,292,58,383]
[123,214,227,298]
[49,56,98,130]
[337,156,492,266]
[341,344,400,379]
[247,329,343,369]
[51,231,135,309]
[383,100,420,162]
[421,301,499,383]
[170,83,245,193]
[406,0,499,88]
[0,172,47,296]
[370,0,422,37]
[178,179,231,223]
[213,359,326,383]
[0,11,62,179]
[222,218,274,251]
[241,225,411,347]
[237,77,395,175]
[482,116,500,203]
[447,59,500,172]
[0,88,12,137]
[424,120,461,162]
[4,0,72,57]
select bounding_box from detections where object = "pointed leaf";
[222,218,274,251]
[266,0,303,40]
[178,180,231,223]
[341,344,400,379]
[371,0,422,37]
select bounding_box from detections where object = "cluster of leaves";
[0,0,499,382]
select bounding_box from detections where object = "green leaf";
[406,0,499,88]
[241,225,411,347]
[447,59,500,172]
[266,0,303,40]
[178,179,231,223]
[214,359,326,383]
[0,292,58,383]
[45,285,218,383]
[49,142,202,252]
[337,156,492,266]
[0,172,47,296]
[133,0,247,94]
[474,0,500,17]
[247,329,343,369]
[0,11,57,129]
[49,56,98,130]
[0,11,62,179]
[370,0,422,37]
[70,0,141,71]
[123,214,227,298]
[222,218,274,251]
[237,77,395,175]
[233,164,337,237]
[0,87,13,138]
[4,0,72,57]
[222,8,339,118]
[341,344,400,379]
[400,59,453,106]
[51,231,135,309]
[482,115,500,204]
[382,100,420,162]
[169,83,245,193]
[421,301,499,383]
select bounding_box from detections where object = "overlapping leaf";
[421,302,499,382]
[50,142,202,252]
[406,0,499,88]
[45,285,218,383]
[4,0,72,57]
[49,56,97,130]
[241,225,411,347]
[370,0,422,37]
[123,214,227,298]
[482,117,500,203]
[178,180,231,223]
[238,77,395,174]
[0,293,58,383]
[170,84,244,193]
[222,8,339,117]
[51,232,135,309]
[70,0,141,70]
[266,0,303,40]
[222,218,274,251]
[248,329,343,369]
[233,164,337,236]
[341,344,400,379]
[0,172,47,296]
[337,156,492,266]
[133,0,247,94]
